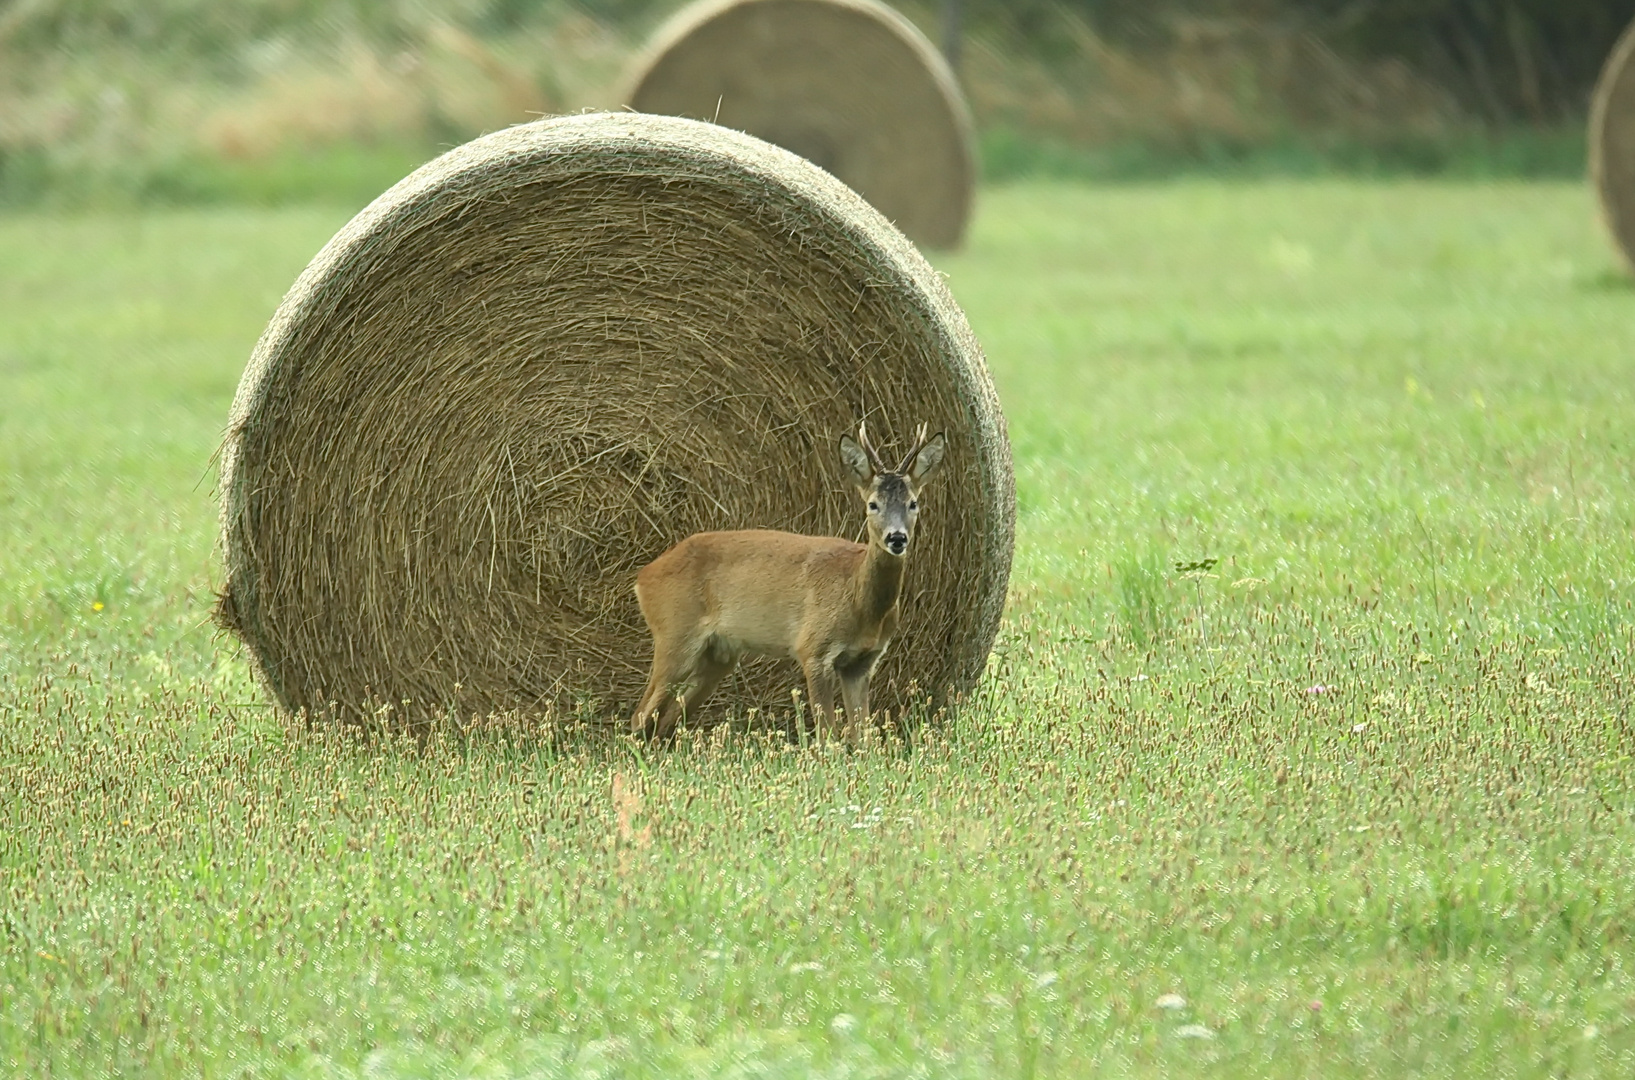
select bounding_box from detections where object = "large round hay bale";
[624,0,974,250]
[216,112,1013,728]
[1591,17,1635,274]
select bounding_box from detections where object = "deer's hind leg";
[631,572,712,740]
[675,637,736,727]
[632,636,736,741]
[632,631,700,739]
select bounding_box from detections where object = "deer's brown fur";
[630,422,946,741]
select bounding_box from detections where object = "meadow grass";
[3,181,1635,1077]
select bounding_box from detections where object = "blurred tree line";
[947,0,1635,123]
[3,0,1632,203]
[5,0,1633,123]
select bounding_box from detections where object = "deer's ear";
[838,435,873,487]
[908,432,947,483]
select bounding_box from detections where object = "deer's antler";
[896,422,930,473]
[857,420,889,474]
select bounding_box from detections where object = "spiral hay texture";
[624,0,975,250]
[216,112,1013,727]
[1592,18,1635,274]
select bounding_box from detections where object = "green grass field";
[4,180,1635,1077]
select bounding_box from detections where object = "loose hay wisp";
[1592,18,1635,275]
[624,0,975,250]
[216,112,1013,728]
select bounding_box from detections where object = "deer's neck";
[855,540,906,626]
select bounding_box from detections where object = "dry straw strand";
[624,0,975,250]
[1591,16,1635,275]
[217,112,1012,728]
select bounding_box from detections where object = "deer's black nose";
[884,531,908,555]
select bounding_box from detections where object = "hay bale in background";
[216,112,1012,727]
[1591,17,1635,275]
[624,0,975,250]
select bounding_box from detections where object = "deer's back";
[636,530,866,651]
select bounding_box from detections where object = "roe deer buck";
[630,421,947,742]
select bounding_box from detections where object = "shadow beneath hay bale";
[257,679,965,759]
[260,695,959,766]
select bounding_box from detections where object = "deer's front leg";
[838,675,870,746]
[835,648,881,744]
[800,655,842,742]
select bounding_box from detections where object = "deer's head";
[838,421,947,557]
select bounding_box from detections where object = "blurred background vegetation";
[3,0,1633,206]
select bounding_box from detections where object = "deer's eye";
[868,501,879,511]
[908,501,918,510]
